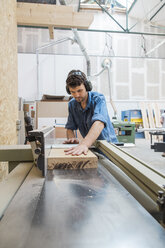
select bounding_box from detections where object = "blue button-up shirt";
[65,91,118,143]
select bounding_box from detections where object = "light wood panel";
[153,102,161,128]
[48,148,98,169]
[139,102,150,139]
[139,102,162,141]
[147,103,155,128]
[17,3,94,29]
[0,0,18,180]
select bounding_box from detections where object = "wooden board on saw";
[48,149,98,169]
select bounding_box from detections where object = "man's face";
[69,84,88,103]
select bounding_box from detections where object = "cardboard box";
[23,104,29,112]
[36,101,69,128]
[36,101,68,118]
[36,101,83,140]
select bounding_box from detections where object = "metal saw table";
[0,127,165,248]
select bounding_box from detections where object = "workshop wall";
[17,9,165,120]
[18,53,165,102]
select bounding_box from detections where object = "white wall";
[18,53,84,100]
[18,53,165,120]
[18,54,37,100]
[17,9,165,123]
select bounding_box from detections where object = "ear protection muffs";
[66,71,92,95]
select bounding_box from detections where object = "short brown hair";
[66,70,87,89]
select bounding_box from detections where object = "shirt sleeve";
[91,96,108,127]
[65,103,78,130]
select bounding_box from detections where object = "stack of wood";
[139,102,162,140]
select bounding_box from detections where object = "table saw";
[0,127,165,248]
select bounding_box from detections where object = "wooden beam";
[17,3,93,29]
[48,148,98,169]
[49,25,54,40]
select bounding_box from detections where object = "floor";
[121,138,165,176]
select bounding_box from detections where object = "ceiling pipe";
[58,1,91,76]
[72,28,91,77]
[101,58,117,117]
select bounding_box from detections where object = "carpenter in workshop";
[64,69,118,156]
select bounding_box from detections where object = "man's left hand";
[64,144,88,156]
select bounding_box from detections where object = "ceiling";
[128,0,165,29]
[16,0,165,57]
[16,0,165,30]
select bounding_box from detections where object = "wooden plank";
[0,162,33,219]
[153,102,161,128]
[139,102,150,139]
[48,25,54,40]
[147,102,157,142]
[17,3,93,29]
[147,103,155,128]
[72,12,94,29]
[48,149,98,169]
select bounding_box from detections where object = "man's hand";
[64,144,88,156]
[63,138,79,144]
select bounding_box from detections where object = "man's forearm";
[66,129,76,139]
[81,121,104,147]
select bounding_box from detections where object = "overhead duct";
[72,28,91,77]
[58,1,91,76]
[101,58,117,117]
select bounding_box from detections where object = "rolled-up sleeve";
[91,97,107,127]
[65,103,78,130]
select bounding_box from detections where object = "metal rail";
[95,140,165,223]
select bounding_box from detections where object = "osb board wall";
[0,0,18,180]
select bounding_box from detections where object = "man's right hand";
[63,138,79,144]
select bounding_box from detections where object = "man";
[64,69,118,156]
[160,110,165,157]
